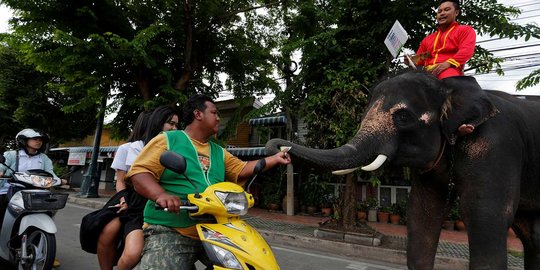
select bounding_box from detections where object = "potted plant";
[450,199,465,231]
[443,200,460,230]
[366,197,379,222]
[320,193,335,217]
[356,201,368,221]
[397,198,408,225]
[300,174,331,215]
[261,171,284,211]
[264,193,282,211]
[389,203,402,225]
[378,205,390,223]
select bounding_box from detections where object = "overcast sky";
[1,1,539,97]
[468,0,540,96]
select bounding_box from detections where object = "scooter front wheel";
[18,229,56,270]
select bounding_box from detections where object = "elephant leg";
[460,193,512,269]
[407,179,447,270]
[513,214,540,269]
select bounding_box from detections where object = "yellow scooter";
[159,151,280,270]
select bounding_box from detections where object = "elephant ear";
[440,76,499,145]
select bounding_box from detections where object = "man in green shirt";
[128,94,291,269]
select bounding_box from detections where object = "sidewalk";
[65,189,524,269]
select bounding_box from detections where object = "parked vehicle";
[0,156,68,270]
[158,151,279,270]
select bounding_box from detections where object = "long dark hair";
[127,111,151,143]
[142,105,178,145]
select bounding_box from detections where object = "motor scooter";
[0,156,68,270]
[157,151,279,270]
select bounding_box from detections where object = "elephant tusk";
[361,155,388,171]
[332,167,359,175]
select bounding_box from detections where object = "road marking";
[272,246,404,270]
[346,264,368,270]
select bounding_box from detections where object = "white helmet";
[16,128,49,153]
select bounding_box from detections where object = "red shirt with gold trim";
[415,22,476,79]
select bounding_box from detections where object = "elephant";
[266,71,540,269]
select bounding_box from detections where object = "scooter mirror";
[159,151,187,174]
[159,150,201,197]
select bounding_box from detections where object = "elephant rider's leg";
[406,177,447,270]
[457,124,474,136]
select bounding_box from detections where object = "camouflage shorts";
[132,224,210,270]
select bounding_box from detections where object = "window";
[378,185,410,208]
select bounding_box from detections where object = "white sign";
[384,20,409,58]
[68,152,86,166]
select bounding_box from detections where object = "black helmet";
[16,128,50,154]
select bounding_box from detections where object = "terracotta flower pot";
[377,212,390,223]
[321,207,333,217]
[390,214,400,225]
[455,220,466,231]
[357,211,367,221]
[268,203,280,211]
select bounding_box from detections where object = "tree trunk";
[174,0,194,92]
[343,173,357,230]
[135,66,151,101]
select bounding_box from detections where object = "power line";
[514,2,540,8]
[511,14,540,21]
[521,7,540,13]
[488,43,540,53]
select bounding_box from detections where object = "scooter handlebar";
[154,202,198,212]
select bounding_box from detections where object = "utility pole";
[78,97,106,198]
[282,60,298,216]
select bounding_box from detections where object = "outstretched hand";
[272,151,291,165]
[239,149,292,180]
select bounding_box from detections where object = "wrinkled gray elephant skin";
[266,71,540,269]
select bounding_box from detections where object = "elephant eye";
[393,109,414,126]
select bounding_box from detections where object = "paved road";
[3,203,405,269]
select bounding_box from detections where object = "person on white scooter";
[128,94,291,269]
[0,128,61,267]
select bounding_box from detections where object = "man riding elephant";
[266,71,540,269]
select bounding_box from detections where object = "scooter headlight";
[201,227,243,269]
[214,191,248,215]
[204,243,243,270]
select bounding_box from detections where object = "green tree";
[0,0,285,138]
[278,0,540,229]
[0,44,97,151]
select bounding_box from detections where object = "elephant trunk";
[266,98,401,172]
[266,133,391,171]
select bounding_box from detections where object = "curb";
[66,196,523,270]
[258,230,523,270]
[67,195,106,210]
[259,230,469,270]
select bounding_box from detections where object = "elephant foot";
[458,124,475,136]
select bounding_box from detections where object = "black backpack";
[79,190,128,254]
